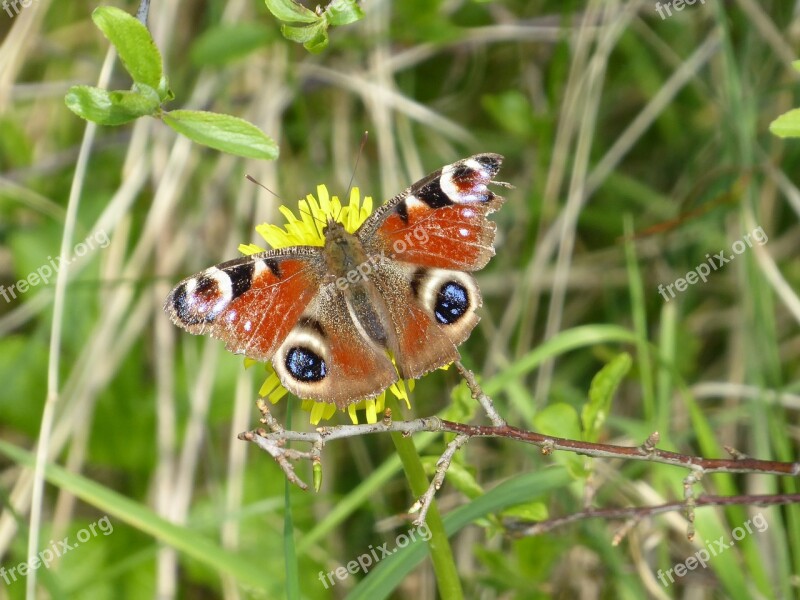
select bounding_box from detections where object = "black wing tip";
[471,153,504,174]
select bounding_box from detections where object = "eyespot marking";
[285,347,327,382]
[434,281,469,325]
[171,268,232,325]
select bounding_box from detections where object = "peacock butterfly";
[164,154,506,408]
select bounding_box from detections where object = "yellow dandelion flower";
[243,185,408,425]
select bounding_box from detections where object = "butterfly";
[164,154,506,409]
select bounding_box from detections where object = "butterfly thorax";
[322,219,393,348]
[322,219,369,278]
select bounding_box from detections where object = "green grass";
[1,1,799,598]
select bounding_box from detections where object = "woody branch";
[240,367,800,533]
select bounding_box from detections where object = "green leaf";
[325,0,365,26]
[313,460,323,492]
[438,380,477,423]
[500,501,549,522]
[582,352,631,442]
[281,22,329,53]
[190,23,273,67]
[65,84,161,126]
[348,469,571,599]
[533,403,586,478]
[91,6,164,94]
[161,110,279,159]
[534,403,581,441]
[302,26,330,53]
[792,60,800,73]
[264,0,319,24]
[769,108,800,138]
[421,457,483,499]
[280,22,320,43]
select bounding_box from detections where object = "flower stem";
[387,398,463,599]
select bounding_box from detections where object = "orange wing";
[361,153,505,271]
[164,248,322,362]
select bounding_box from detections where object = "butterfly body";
[165,153,506,408]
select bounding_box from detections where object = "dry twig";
[240,369,800,534]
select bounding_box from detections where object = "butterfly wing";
[165,247,398,407]
[165,153,506,405]
[358,153,505,379]
[359,153,504,271]
[271,287,398,408]
[164,248,323,362]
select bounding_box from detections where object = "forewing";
[359,153,505,271]
[164,248,322,362]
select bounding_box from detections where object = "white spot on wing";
[206,267,233,318]
[253,260,267,280]
[405,195,426,209]
[463,158,489,176]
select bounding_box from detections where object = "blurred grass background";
[1,0,800,598]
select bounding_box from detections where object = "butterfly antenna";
[245,174,283,202]
[345,131,369,202]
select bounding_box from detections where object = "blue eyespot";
[434,282,469,325]
[285,347,327,382]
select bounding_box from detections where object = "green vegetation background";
[1,0,799,598]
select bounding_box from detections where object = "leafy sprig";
[264,0,364,53]
[65,7,278,160]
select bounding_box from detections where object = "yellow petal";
[239,243,265,256]
[310,401,328,425]
[365,398,377,424]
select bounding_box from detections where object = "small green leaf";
[157,76,174,102]
[280,22,320,44]
[264,0,319,24]
[582,353,631,442]
[313,460,323,493]
[281,22,329,53]
[302,25,330,53]
[438,380,477,423]
[92,6,164,93]
[65,84,161,126]
[792,60,800,73]
[325,0,364,26]
[534,403,586,478]
[500,502,549,522]
[769,108,800,138]
[534,403,581,441]
[438,461,483,499]
[161,110,279,159]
